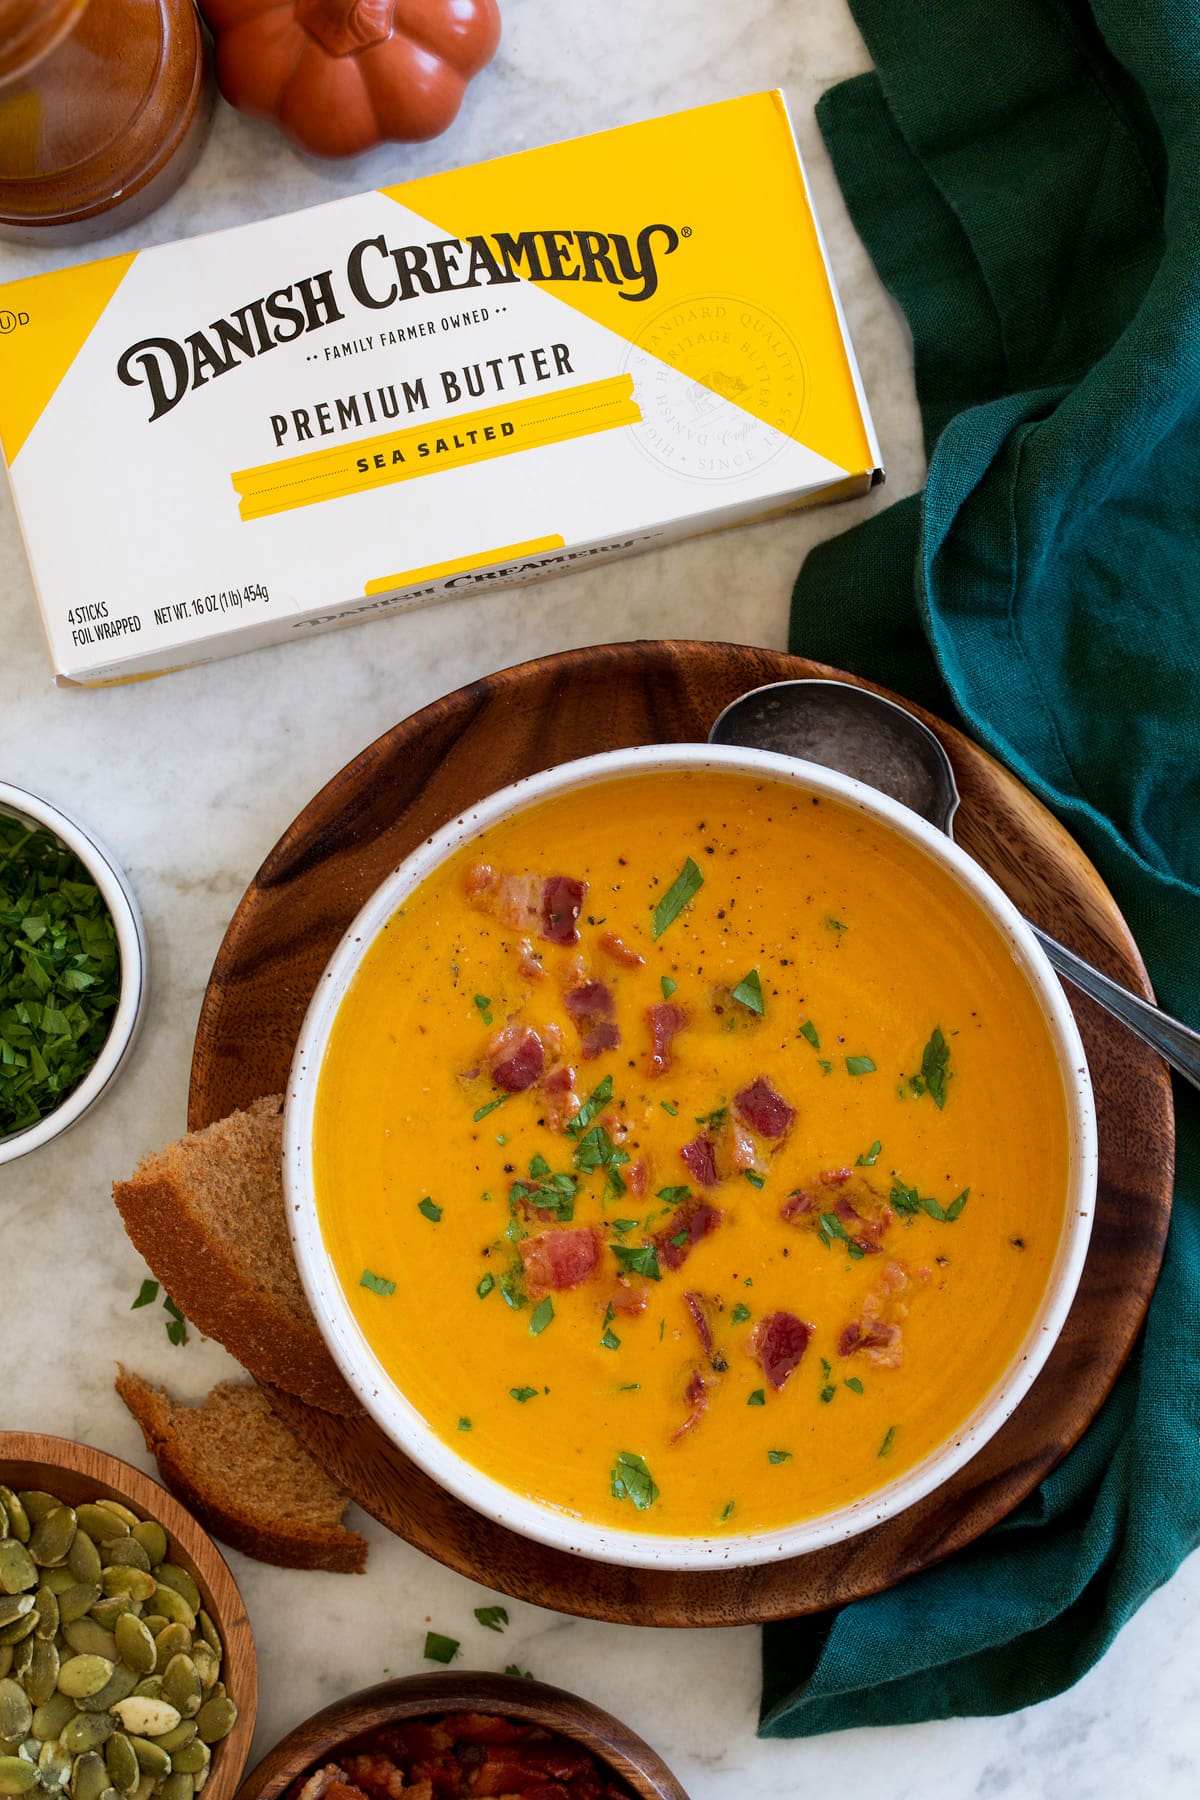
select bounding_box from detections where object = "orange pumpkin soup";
[312,769,1071,1537]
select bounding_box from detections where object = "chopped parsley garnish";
[856,1139,882,1166]
[610,1450,659,1510]
[473,993,493,1026]
[529,1296,554,1336]
[423,1632,459,1664]
[818,1059,833,1075]
[601,1327,621,1351]
[476,1272,495,1299]
[767,1450,792,1464]
[509,1387,538,1403]
[743,1169,765,1189]
[473,1096,506,1122]
[0,816,121,1137]
[618,1382,641,1392]
[890,1179,969,1223]
[819,1358,835,1404]
[668,1229,688,1247]
[611,1217,637,1234]
[656,1184,690,1205]
[131,1279,159,1310]
[909,1027,951,1107]
[573,1122,630,1198]
[731,1303,751,1324]
[510,1154,578,1221]
[817,1213,866,1260]
[651,857,704,939]
[660,1100,678,1116]
[878,1426,897,1458]
[360,1269,396,1296]
[845,1055,876,1076]
[498,1264,527,1310]
[417,1196,442,1222]
[661,975,677,999]
[474,1605,508,1632]
[565,1073,613,1138]
[747,1389,765,1407]
[505,1665,535,1680]
[163,1296,188,1348]
[611,1243,661,1281]
[720,1501,736,1522]
[845,1377,865,1395]
[799,1018,820,1049]
[731,968,765,1015]
[457,1417,471,1431]
[826,917,848,932]
[695,1105,727,1132]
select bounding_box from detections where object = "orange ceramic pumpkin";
[201,0,501,158]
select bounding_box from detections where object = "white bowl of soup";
[284,745,1097,1570]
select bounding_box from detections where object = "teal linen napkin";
[761,0,1200,1734]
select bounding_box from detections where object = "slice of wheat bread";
[112,1095,358,1415]
[116,1368,368,1574]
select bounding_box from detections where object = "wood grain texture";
[234,1672,689,1800]
[0,1432,257,1800]
[189,640,1174,1626]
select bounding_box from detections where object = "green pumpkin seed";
[28,1512,75,1571]
[72,1515,124,1551]
[127,1531,164,1574]
[191,1701,233,1750]
[131,1777,156,1800]
[150,1724,190,1757]
[86,1602,134,1636]
[127,1682,160,1706]
[23,1639,58,1708]
[111,1621,154,1682]
[56,1657,114,1701]
[157,1665,197,1726]
[33,1589,59,1642]
[191,1620,217,1664]
[76,1668,137,1717]
[126,1743,169,1781]
[62,1625,118,1665]
[13,1501,54,1532]
[141,1576,195,1624]
[0,1744,18,1763]
[0,1546,36,1600]
[0,1507,7,1545]
[104,1736,138,1798]
[136,1593,184,1633]
[56,1587,100,1629]
[0,1605,31,1636]
[109,1703,178,1743]
[0,1654,10,1684]
[149,1630,187,1677]
[158,1777,191,1800]
[99,1546,148,1578]
[0,1507,26,1554]
[0,1755,37,1794]
[67,1538,101,1590]
[71,1750,109,1800]
[31,1694,75,1743]
[0,1682,32,1743]
[36,1739,72,1789]
[97,1577,154,1609]
[183,1649,215,1699]
[159,1745,204,1782]
[0,1619,36,1652]
[91,1510,137,1537]
[136,1623,166,1645]
[61,1717,116,1757]
[42,1571,77,1599]
[7,1645,31,1687]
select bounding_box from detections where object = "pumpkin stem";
[293,0,393,58]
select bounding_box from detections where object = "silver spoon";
[709,678,1200,1092]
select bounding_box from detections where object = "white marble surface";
[2,3,1196,1795]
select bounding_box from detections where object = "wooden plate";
[235,1672,689,1800]
[0,1432,257,1800]
[189,640,1174,1625]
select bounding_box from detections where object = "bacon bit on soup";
[839,1319,902,1362]
[465,864,543,934]
[680,1134,719,1187]
[671,1368,709,1442]
[626,1157,650,1198]
[780,1189,815,1221]
[780,1170,895,1254]
[486,1023,546,1092]
[682,1289,715,1357]
[654,1195,723,1270]
[733,1075,796,1141]
[541,874,587,944]
[518,1226,600,1297]
[646,1001,688,1077]
[516,938,544,981]
[750,1310,814,1390]
[563,978,621,1058]
[598,930,645,969]
[601,1280,649,1318]
[312,1710,639,1800]
[820,1166,853,1186]
[539,1063,581,1132]
[838,1259,921,1367]
[719,1115,761,1176]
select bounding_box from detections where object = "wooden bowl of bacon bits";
[233,1674,691,1800]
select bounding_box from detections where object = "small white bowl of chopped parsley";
[0,780,147,1164]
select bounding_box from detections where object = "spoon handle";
[1030,924,1200,1092]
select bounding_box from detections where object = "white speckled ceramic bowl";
[283,744,1097,1571]
[0,781,147,1166]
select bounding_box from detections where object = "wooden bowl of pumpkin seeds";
[0,1436,256,1800]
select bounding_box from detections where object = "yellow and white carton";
[0,91,882,685]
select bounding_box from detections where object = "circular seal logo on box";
[624,294,806,481]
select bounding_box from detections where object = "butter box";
[0,91,882,686]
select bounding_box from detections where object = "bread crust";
[116,1368,368,1575]
[112,1097,359,1416]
